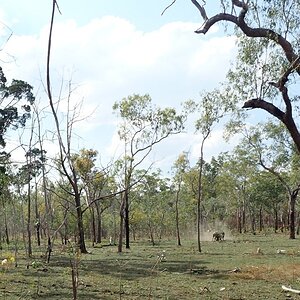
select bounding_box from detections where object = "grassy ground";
[0,233,300,299]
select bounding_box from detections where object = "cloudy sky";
[0,1,238,173]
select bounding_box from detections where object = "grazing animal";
[212,231,225,241]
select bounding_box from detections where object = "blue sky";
[0,1,238,173]
[1,1,217,34]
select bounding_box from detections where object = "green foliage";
[0,67,35,147]
[113,93,185,151]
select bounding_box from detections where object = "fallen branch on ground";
[282,285,300,294]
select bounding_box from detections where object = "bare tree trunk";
[124,190,130,249]
[158,213,165,240]
[251,212,256,234]
[175,188,181,246]
[118,212,124,253]
[289,191,297,239]
[95,202,102,244]
[259,206,263,232]
[148,221,155,246]
[27,180,32,257]
[34,177,41,247]
[3,202,9,245]
[297,212,300,235]
[90,207,96,247]
[274,209,279,233]
[237,208,242,234]
[75,194,88,253]
[118,194,125,253]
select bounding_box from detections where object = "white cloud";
[0,15,237,171]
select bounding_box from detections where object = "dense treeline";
[0,129,298,257]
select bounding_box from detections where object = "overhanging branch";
[242,98,285,121]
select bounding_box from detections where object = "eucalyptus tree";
[73,149,99,245]
[0,67,35,149]
[113,94,185,251]
[46,0,90,254]
[184,91,225,252]
[0,154,13,246]
[17,148,45,256]
[172,152,190,246]
[0,68,35,247]
[73,148,115,244]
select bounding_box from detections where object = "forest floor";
[0,232,299,299]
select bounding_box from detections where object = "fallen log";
[282,285,300,294]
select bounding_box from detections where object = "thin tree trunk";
[158,213,165,240]
[27,180,32,257]
[90,207,96,247]
[95,202,101,244]
[118,212,124,253]
[289,191,297,239]
[237,208,242,234]
[124,190,130,249]
[197,131,210,253]
[34,177,41,247]
[148,221,155,246]
[274,209,279,233]
[118,194,125,253]
[259,206,263,232]
[3,202,9,245]
[175,188,181,246]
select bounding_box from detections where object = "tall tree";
[182,0,300,163]
[73,149,114,245]
[0,67,35,148]
[184,92,225,252]
[113,93,185,251]
[172,152,190,246]
[46,1,89,253]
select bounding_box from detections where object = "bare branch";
[242,98,285,121]
[190,0,208,21]
[194,4,298,72]
[161,0,177,16]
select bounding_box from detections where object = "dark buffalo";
[212,231,225,241]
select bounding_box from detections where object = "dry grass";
[233,263,300,282]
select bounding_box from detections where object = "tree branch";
[161,0,176,16]
[194,3,298,71]
[242,98,285,121]
[190,0,208,20]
